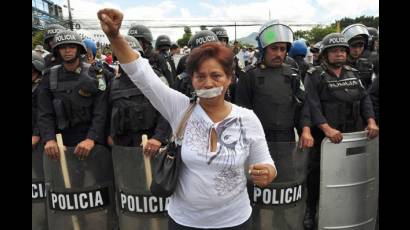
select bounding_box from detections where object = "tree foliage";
[177,26,192,47]
[32,30,45,49]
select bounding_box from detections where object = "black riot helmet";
[319,33,349,56]
[124,35,144,56]
[366,27,379,50]
[210,27,229,43]
[310,41,322,53]
[189,30,219,49]
[367,27,379,40]
[32,52,45,73]
[52,30,87,57]
[128,25,153,44]
[43,24,66,51]
[155,35,172,50]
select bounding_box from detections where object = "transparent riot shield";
[32,143,48,230]
[43,144,116,230]
[248,142,309,230]
[111,145,168,230]
[318,131,379,230]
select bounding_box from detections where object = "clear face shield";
[341,24,369,44]
[258,23,294,49]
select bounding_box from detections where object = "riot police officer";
[43,24,67,69]
[155,34,177,81]
[236,21,314,146]
[303,32,379,230]
[173,30,219,98]
[236,21,314,230]
[342,24,375,89]
[210,27,229,46]
[107,35,171,152]
[367,27,379,55]
[289,39,312,82]
[128,25,174,86]
[37,30,108,160]
[310,41,322,66]
[32,53,45,149]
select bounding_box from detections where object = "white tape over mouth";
[195,86,223,98]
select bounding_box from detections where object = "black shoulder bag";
[150,101,196,197]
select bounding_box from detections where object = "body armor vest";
[250,65,299,131]
[316,66,365,132]
[49,63,94,130]
[109,72,157,136]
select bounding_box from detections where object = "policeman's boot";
[303,206,316,230]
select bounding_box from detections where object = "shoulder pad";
[307,67,317,75]
[282,65,299,77]
[343,65,358,72]
[245,64,257,73]
[291,67,300,73]
[50,64,61,71]
[42,67,52,76]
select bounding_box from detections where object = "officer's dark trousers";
[264,129,295,142]
[113,130,153,147]
[168,217,252,230]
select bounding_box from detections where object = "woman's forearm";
[108,35,139,64]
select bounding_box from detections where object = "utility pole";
[234,21,237,41]
[67,0,73,30]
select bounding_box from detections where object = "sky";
[51,0,379,44]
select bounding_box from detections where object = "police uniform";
[38,30,109,147]
[108,67,172,146]
[159,50,177,81]
[37,62,108,146]
[347,56,374,89]
[236,62,308,141]
[342,24,376,89]
[303,63,375,226]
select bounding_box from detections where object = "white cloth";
[121,57,275,228]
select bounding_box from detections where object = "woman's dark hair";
[186,43,234,78]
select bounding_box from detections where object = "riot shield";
[43,144,116,230]
[318,131,379,230]
[33,143,48,230]
[111,145,168,230]
[248,142,309,230]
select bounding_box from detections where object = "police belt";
[264,129,295,142]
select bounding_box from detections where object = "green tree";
[32,30,45,50]
[294,30,312,42]
[334,15,379,31]
[309,24,337,44]
[177,26,192,47]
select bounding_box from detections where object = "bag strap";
[175,101,196,140]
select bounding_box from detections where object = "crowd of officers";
[32,21,379,230]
